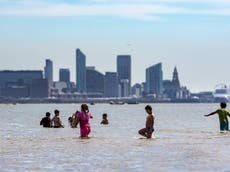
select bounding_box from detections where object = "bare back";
[146,113,154,129]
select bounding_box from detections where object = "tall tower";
[146,63,163,96]
[44,59,53,88]
[172,67,180,89]
[59,68,70,83]
[76,49,86,93]
[117,55,131,97]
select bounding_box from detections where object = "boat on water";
[126,100,139,104]
[109,101,125,105]
[213,84,230,103]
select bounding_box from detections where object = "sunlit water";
[1,103,230,172]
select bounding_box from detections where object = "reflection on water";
[1,103,230,172]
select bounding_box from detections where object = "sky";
[0,0,230,92]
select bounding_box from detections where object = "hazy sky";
[0,0,230,92]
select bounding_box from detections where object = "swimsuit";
[77,112,92,136]
[217,109,230,131]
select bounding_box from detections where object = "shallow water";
[1,103,230,172]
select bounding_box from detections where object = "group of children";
[40,104,110,138]
[40,102,230,139]
[40,109,64,128]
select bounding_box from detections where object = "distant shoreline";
[0,98,215,104]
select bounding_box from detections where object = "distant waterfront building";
[76,49,86,93]
[120,79,130,97]
[0,70,45,98]
[163,67,190,100]
[104,72,119,97]
[30,79,49,98]
[86,67,104,96]
[44,59,53,87]
[172,67,181,90]
[117,55,131,97]
[146,63,163,97]
[53,81,68,95]
[131,83,142,97]
[59,68,70,83]
[0,70,43,88]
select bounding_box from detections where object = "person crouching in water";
[52,110,64,128]
[138,105,155,139]
[40,112,52,128]
[75,104,93,138]
[205,102,230,132]
[101,113,109,125]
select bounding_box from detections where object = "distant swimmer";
[75,104,93,139]
[52,109,65,128]
[138,105,155,139]
[101,113,109,125]
[205,102,230,132]
[40,112,52,128]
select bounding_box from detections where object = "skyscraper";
[117,55,131,97]
[59,68,70,83]
[44,59,53,87]
[76,49,86,93]
[86,67,104,94]
[104,72,119,97]
[146,63,163,97]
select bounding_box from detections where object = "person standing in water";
[40,112,52,128]
[101,113,109,125]
[75,104,93,138]
[52,110,64,128]
[205,102,230,132]
[138,105,155,139]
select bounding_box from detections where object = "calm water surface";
[1,103,230,172]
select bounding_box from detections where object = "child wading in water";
[75,104,93,139]
[138,105,155,139]
[205,102,230,132]
[101,113,109,125]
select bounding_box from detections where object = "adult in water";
[75,104,93,138]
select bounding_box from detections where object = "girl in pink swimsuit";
[76,104,93,138]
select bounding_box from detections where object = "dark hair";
[145,105,152,111]
[102,113,107,117]
[68,117,73,122]
[54,109,60,115]
[46,112,51,117]
[220,102,227,109]
[81,104,89,113]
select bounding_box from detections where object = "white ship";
[213,84,230,102]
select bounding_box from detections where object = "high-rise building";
[30,79,49,98]
[117,55,131,97]
[120,79,130,97]
[104,72,119,97]
[76,49,86,93]
[86,67,104,95]
[44,59,53,87]
[59,68,70,83]
[146,63,163,97]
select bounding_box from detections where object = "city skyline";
[0,0,230,92]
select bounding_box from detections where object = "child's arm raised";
[204,111,217,117]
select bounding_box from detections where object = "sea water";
[1,103,230,172]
